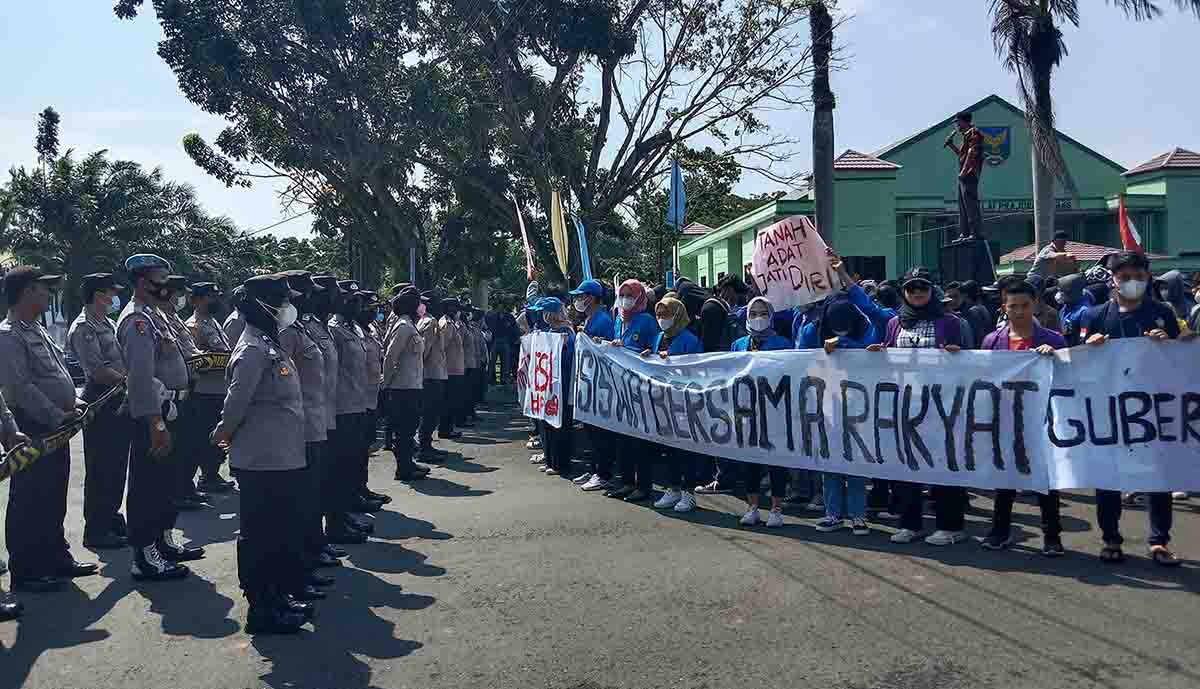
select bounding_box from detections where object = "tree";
[989,0,1200,247]
[810,1,836,246]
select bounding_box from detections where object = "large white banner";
[749,216,842,309]
[521,332,566,428]
[574,336,1200,492]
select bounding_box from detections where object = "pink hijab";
[617,279,648,322]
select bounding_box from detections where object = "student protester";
[602,280,660,501]
[868,267,970,546]
[1154,270,1195,331]
[1079,251,1185,567]
[980,280,1066,555]
[536,299,577,478]
[733,297,792,528]
[1189,275,1200,334]
[694,283,746,495]
[642,296,703,513]
[571,280,619,492]
[1054,273,1093,347]
[945,280,992,348]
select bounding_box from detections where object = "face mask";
[375,311,385,322]
[747,317,770,333]
[108,295,121,314]
[175,295,187,312]
[1054,292,1065,305]
[657,318,674,331]
[259,299,298,330]
[1118,279,1147,300]
[573,298,590,312]
[618,296,636,311]
[417,303,427,318]
[832,329,850,337]
[146,279,171,302]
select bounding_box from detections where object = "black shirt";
[1079,299,1181,341]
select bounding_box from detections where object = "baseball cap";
[569,279,604,298]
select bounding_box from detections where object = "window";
[700,275,708,287]
[844,256,886,282]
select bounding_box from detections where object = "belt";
[170,389,191,401]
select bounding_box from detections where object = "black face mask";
[339,297,362,319]
[143,277,172,302]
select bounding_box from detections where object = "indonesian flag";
[1118,195,1144,254]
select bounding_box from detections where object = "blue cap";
[535,297,563,313]
[569,279,604,298]
[124,254,172,275]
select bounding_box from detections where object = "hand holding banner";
[750,216,843,308]
[521,332,566,428]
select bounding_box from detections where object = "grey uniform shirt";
[0,317,76,428]
[68,310,126,397]
[117,300,189,419]
[362,326,383,411]
[0,389,19,437]
[462,321,478,370]
[279,321,327,443]
[223,309,246,345]
[187,313,233,396]
[215,323,305,471]
[442,317,465,376]
[302,315,339,431]
[329,315,368,415]
[419,316,447,380]
[383,315,424,390]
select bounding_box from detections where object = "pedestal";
[939,238,996,285]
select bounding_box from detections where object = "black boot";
[157,531,206,562]
[131,544,190,581]
[284,595,316,620]
[244,589,306,635]
[0,598,22,622]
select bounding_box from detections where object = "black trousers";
[175,394,224,495]
[540,405,575,473]
[360,407,378,490]
[386,389,422,470]
[585,425,615,480]
[463,368,478,419]
[440,374,464,433]
[896,482,967,532]
[301,442,326,562]
[664,446,699,491]
[1096,489,1172,547]
[193,394,226,477]
[81,389,131,539]
[742,462,788,498]
[957,173,982,239]
[237,467,306,598]
[616,436,654,491]
[492,342,512,383]
[5,411,72,579]
[128,416,180,548]
[991,489,1061,538]
[326,413,365,519]
[419,379,445,448]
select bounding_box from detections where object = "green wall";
[1166,175,1200,253]
[831,171,899,278]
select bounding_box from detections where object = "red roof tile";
[681,222,714,236]
[834,149,902,171]
[999,240,1167,264]
[1123,147,1200,177]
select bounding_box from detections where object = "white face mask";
[108,295,121,314]
[1054,292,1065,305]
[618,296,636,311]
[747,317,771,333]
[573,298,590,313]
[1118,279,1147,301]
[258,299,298,330]
[657,318,674,331]
[175,295,187,312]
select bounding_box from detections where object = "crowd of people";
[520,245,1196,567]
[0,255,497,633]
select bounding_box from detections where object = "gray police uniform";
[0,389,19,438]
[359,323,383,491]
[302,313,338,535]
[327,314,368,526]
[117,299,190,552]
[279,319,327,563]
[0,317,78,580]
[68,310,131,540]
[159,309,207,501]
[223,309,247,345]
[186,312,233,482]
[214,322,306,602]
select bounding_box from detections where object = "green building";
[679,94,1200,285]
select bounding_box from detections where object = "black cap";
[396,286,421,300]
[311,275,340,293]
[360,290,381,307]
[244,274,301,302]
[391,282,412,296]
[279,269,325,293]
[167,275,192,292]
[336,279,361,295]
[191,282,222,298]
[3,266,63,300]
[81,273,124,292]
[419,289,438,303]
[1108,250,1151,273]
[442,297,460,308]
[901,266,933,289]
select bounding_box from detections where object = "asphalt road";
[1,389,1198,689]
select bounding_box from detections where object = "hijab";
[746,296,777,344]
[617,279,648,322]
[898,286,945,329]
[820,298,868,342]
[655,296,689,339]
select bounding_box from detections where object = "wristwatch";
[154,420,167,432]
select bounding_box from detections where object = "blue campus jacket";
[551,326,576,400]
[583,309,615,340]
[652,328,702,355]
[732,333,793,352]
[614,312,659,351]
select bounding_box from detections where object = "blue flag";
[570,213,594,282]
[665,159,686,229]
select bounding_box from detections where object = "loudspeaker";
[939,239,996,285]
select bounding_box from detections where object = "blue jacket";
[614,312,659,351]
[652,328,702,355]
[1080,299,1181,341]
[583,309,615,340]
[553,326,576,400]
[732,333,792,352]
[1058,292,1093,346]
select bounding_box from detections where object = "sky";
[1,1,1198,240]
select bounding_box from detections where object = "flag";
[512,192,536,280]
[550,191,570,279]
[570,213,594,282]
[1118,195,1144,254]
[665,159,686,229]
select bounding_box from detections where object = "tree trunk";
[811,1,836,248]
[1031,63,1055,250]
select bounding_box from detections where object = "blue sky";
[1,0,1197,239]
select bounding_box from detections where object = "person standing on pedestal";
[945,111,984,242]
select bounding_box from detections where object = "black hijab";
[899,287,945,328]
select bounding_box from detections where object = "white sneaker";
[572,472,593,485]
[674,492,697,513]
[525,439,539,450]
[891,528,923,544]
[1172,491,1190,501]
[766,508,784,528]
[804,498,824,512]
[740,507,762,526]
[925,530,967,546]
[529,453,545,464]
[873,510,899,521]
[581,475,608,491]
[851,518,869,536]
[544,467,560,476]
[814,516,843,532]
[654,489,683,509]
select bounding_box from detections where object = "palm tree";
[989,0,1200,248]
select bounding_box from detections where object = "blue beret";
[124,254,172,274]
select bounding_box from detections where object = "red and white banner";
[520,332,565,428]
[1118,195,1144,254]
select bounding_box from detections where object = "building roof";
[680,222,714,236]
[834,149,901,171]
[1123,147,1200,177]
[999,240,1167,264]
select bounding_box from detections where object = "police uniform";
[223,284,248,344]
[0,389,27,620]
[67,272,132,547]
[157,278,207,507]
[213,275,309,633]
[308,275,345,547]
[326,281,370,542]
[118,255,202,580]
[186,282,235,491]
[383,286,425,479]
[0,267,98,590]
[460,304,479,427]
[439,299,466,438]
[417,292,447,459]
[356,292,385,500]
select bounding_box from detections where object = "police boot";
[284,595,316,621]
[158,530,206,562]
[131,544,190,581]
[244,589,305,635]
[0,598,22,622]
[362,489,392,505]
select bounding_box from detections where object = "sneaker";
[890,529,923,544]
[872,510,899,521]
[925,530,967,546]
[851,518,870,536]
[765,507,784,528]
[526,438,542,450]
[814,516,843,532]
[803,497,824,512]
[674,492,697,513]
[572,472,593,485]
[981,533,1011,550]
[740,507,762,526]
[1172,491,1190,501]
[581,475,609,492]
[543,467,560,476]
[530,453,546,464]
[1042,535,1065,557]
[653,489,683,509]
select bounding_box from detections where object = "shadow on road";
[408,475,493,499]
[370,510,453,542]
[134,570,240,639]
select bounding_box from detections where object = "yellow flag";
[550,190,570,278]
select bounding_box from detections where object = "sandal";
[1099,545,1125,564]
[1149,546,1182,568]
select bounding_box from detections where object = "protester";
[1028,230,1075,279]
[571,280,619,492]
[643,296,703,512]
[1155,270,1195,331]
[536,298,577,478]
[603,279,660,500]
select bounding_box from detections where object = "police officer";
[305,274,348,561]
[417,290,447,462]
[68,272,132,549]
[224,285,248,344]
[355,291,391,507]
[439,297,466,440]
[158,276,206,510]
[383,287,428,481]
[118,254,204,581]
[0,266,98,591]
[459,298,479,428]
[1,390,31,620]
[210,274,311,634]
[187,282,236,493]
[326,281,371,543]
